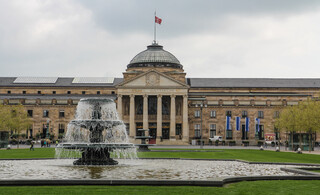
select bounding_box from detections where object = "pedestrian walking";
[30,142,34,151]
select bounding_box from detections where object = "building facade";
[0,42,319,145]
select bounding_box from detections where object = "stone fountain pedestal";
[57,98,135,166]
[74,148,118,165]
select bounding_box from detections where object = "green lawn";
[138,149,320,164]
[0,148,319,164]
[1,180,320,195]
[0,148,55,159]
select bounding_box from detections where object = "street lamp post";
[46,119,50,139]
[196,102,207,149]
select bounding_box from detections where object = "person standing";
[30,141,34,151]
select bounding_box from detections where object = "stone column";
[129,94,135,138]
[182,95,189,142]
[117,94,122,120]
[170,95,176,140]
[157,95,162,139]
[143,94,148,131]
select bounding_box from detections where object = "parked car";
[209,136,223,142]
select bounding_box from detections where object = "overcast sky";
[1,0,320,78]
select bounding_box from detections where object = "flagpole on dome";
[154,11,162,45]
[154,11,157,44]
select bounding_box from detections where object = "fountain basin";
[0,159,304,180]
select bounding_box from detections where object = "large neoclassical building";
[0,42,319,145]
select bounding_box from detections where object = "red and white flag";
[155,16,162,24]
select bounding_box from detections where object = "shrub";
[21,133,26,139]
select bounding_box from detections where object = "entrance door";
[42,124,48,139]
[42,128,47,139]
[162,128,169,140]
[149,128,157,144]
[241,124,248,140]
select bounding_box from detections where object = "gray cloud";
[1,0,320,78]
[78,0,320,36]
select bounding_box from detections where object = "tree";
[275,105,300,150]
[275,98,320,151]
[0,105,32,148]
[0,105,11,132]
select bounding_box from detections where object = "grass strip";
[0,148,319,164]
[1,180,320,195]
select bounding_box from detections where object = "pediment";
[117,70,188,89]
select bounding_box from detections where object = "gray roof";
[188,78,320,88]
[0,94,117,100]
[2,77,320,88]
[0,77,123,87]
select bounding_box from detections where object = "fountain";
[56,98,136,165]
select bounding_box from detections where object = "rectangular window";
[43,110,49,117]
[226,131,232,139]
[194,110,200,118]
[82,91,86,95]
[176,124,182,136]
[210,124,216,138]
[111,91,115,94]
[274,111,280,118]
[67,91,71,94]
[7,91,11,94]
[27,110,33,117]
[242,110,248,118]
[59,110,65,118]
[58,124,65,134]
[194,124,201,138]
[258,111,264,119]
[38,91,41,94]
[162,123,170,139]
[210,110,216,118]
[226,110,232,117]
[226,130,233,140]
[23,91,26,94]
[97,91,101,95]
[52,91,56,94]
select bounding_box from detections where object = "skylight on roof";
[14,77,58,83]
[72,77,114,84]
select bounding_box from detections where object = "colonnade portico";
[117,92,189,144]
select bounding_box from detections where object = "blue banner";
[255,118,260,132]
[226,116,231,130]
[245,117,250,132]
[235,117,241,131]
